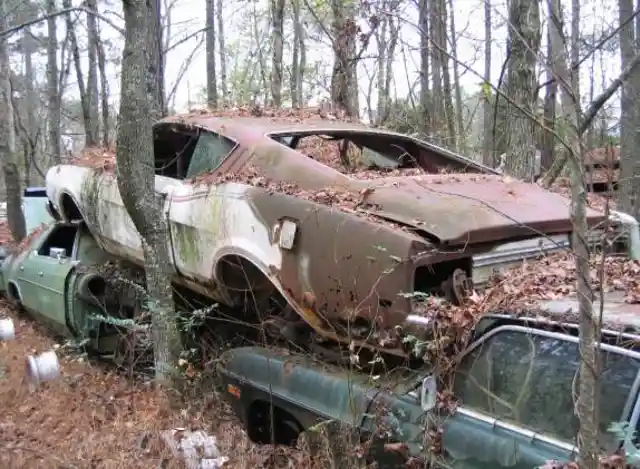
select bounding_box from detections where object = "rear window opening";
[38,224,78,258]
[268,131,485,177]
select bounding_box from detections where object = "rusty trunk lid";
[351,174,605,246]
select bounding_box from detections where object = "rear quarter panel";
[246,190,430,330]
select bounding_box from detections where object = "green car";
[217,296,640,468]
[0,221,143,359]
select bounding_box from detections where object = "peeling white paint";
[46,166,285,301]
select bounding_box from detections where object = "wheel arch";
[57,191,85,223]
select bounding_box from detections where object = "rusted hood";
[354,174,605,246]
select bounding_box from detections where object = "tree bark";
[86,0,101,145]
[46,0,61,164]
[205,0,218,108]
[291,0,304,107]
[0,0,26,241]
[150,0,165,117]
[429,0,444,139]
[540,20,557,173]
[439,0,456,145]
[419,0,431,134]
[270,0,285,107]
[448,0,465,152]
[97,35,110,148]
[216,0,227,105]
[619,0,640,219]
[375,13,388,125]
[482,0,492,166]
[117,0,182,387]
[63,0,94,147]
[503,0,540,181]
[23,27,37,175]
[330,0,359,117]
[548,1,599,467]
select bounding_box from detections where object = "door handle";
[38,272,43,277]
[19,266,24,271]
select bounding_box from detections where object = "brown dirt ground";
[0,301,303,469]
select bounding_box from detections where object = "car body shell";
[217,297,640,468]
[0,221,124,354]
[44,115,607,348]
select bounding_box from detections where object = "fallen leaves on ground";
[0,301,304,469]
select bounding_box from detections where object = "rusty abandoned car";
[41,114,636,358]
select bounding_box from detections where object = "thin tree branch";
[0,6,124,38]
[541,50,640,188]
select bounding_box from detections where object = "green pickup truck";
[217,296,640,468]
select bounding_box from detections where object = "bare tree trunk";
[63,0,93,147]
[117,0,182,387]
[330,0,359,117]
[503,0,540,181]
[419,0,431,133]
[46,0,61,164]
[540,21,557,173]
[97,35,110,148]
[86,0,101,144]
[270,0,285,107]
[216,0,227,106]
[482,0,492,165]
[291,0,303,107]
[448,0,465,152]
[0,0,26,241]
[429,0,444,139]
[384,15,398,108]
[570,0,581,115]
[150,0,165,117]
[548,1,598,467]
[23,28,37,166]
[586,34,596,150]
[439,0,456,146]
[375,14,388,125]
[618,0,640,219]
[205,0,218,108]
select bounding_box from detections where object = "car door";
[17,224,79,336]
[360,387,426,468]
[440,325,640,469]
[166,130,243,287]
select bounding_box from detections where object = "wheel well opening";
[7,282,20,303]
[247,400,303,446]
[60,193,83,222]
[216,255,278,311]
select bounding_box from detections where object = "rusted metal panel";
[44,115,616,351]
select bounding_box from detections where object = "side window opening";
[153,125,236,180]
[185,132,237,179]
[453,329,640,449]
[37,225,78,258]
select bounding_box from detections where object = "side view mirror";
[420,375,437,412]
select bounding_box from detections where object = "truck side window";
[453,329,639,447]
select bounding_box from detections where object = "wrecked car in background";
[43,112,630,357]
[0,221,146,366]
[218,293,640,468]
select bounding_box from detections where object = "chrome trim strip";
[450,325,640,454]
[462,325,640,362]
[455,407,578,454]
